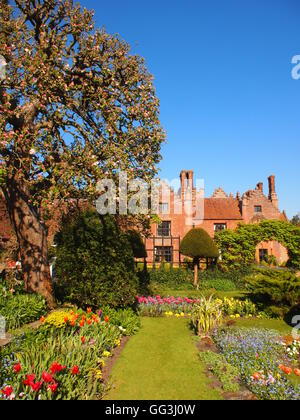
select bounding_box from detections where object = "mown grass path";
[104,317,222,400]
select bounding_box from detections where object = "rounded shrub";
[180,229,219,259]
[180,229,219,285]
[54,210,138,308]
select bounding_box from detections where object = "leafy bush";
[149,267,194,291]
[0,293,46,330]
[198,266,253,290]
[125,230,147,259]
[101,306,141,336]
[198,278,236,292]
[43,310,73,329]
[191,295,223,336]
[215,220,300,270]
[54,211,138,308]
[246,268,300,316]
[199,351,240,392]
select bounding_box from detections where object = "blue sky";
[82,0,300,218]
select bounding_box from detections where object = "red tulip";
[42,371,53,383]
[50,362,64,374]
[13,363,21,373]
[1,386,13,397]
[71,365,79,375]
[48,381,58,394]
[24,374,36,387]
[81,336,85,344]
[31,381,42,392]
[104,316,109,323]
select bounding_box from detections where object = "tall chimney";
[268,175,278,208]
[180,171,186,195]
[256,182,263,192]
[180,170,193,194]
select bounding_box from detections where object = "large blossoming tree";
[0,0,165,306]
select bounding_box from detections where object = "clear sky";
[82,0,300,218]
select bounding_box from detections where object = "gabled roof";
[204,198,242,220]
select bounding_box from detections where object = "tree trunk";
[193,257,198,286]
[3,183,55,308]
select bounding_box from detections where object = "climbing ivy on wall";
[215,220,300,270]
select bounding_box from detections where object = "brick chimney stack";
[180,170,194,194]
[268,175,278,208]
[256,182,263,192]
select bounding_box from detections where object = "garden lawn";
[104,317,222,400]
[233,318,293,334]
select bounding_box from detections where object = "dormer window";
[254,205,262,213]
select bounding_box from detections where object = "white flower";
[29,148,36,155]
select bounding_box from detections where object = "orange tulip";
[252,372,261,381]
[294,369,300,377]
[87,319,92,325]
[40,316,45,324]
[279,365,292,375]
[87,308,92,314]
[64,317,69,323]
[79,320,85,328]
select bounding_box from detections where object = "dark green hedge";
[54,210,138,308]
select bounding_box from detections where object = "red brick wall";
[256,241,289,265]
[242,189,282,224]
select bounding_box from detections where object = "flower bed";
[136,295,258,319]
[0,307,140,400]
[213,328,300,400]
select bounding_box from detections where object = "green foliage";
[180,229,219,259]
[246,268,300,315]
[199,351,240,392]
[191,295,223,336]
[0,291,46,330]
[54,211,138,308]
[101,306,141,336]
[197,278,237,292]
[149,267,194,291]
[215,220,300,270]
[125,230,147,259]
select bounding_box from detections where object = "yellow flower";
[98,359,106,367]
[180,312,185,317]
[175,314,180,318]
[103,351,111,358]
[235,314,240,318]
[96,370,103,379]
